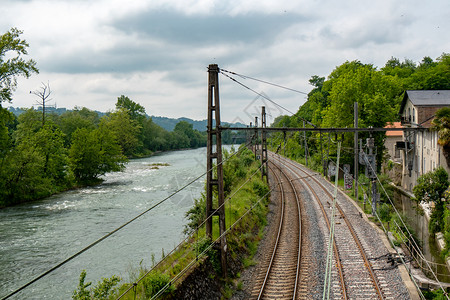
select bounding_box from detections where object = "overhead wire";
[324,153,427,299]
[220,68,309,95]
[219,70,317,128]
[117,144,267,299]
[1,140,254,300]
[150,186,274,299]
[362,151,448,297]
[324,151,439,299]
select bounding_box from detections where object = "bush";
[377,203,391,222]
[142,271,173,298]
[72,270,121,300]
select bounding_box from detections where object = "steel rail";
[257,164,302,300]
[276,154,383,299]
[257,165,285,299]
[271,154,349,300]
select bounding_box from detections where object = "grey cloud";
[112,10,308,46]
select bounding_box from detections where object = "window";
[413,108,415,123]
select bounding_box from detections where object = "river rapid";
[0,147,215,299]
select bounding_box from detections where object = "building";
[384,122,403,162]
[398,90,450,192]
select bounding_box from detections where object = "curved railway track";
[270,152,384,299]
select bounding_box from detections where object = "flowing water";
[0,147,215,299]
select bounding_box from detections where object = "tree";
[69,127,126,182]
[57,107,99,145]
[0,28,38,103]
[431,107,450,167]
[115,95,146,123]
[101,109,141,156]
[30,81,52,126]
[413,167,449,233]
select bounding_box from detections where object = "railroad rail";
[250,165,302,299]
[270,152,384,299]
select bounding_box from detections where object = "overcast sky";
[1,0,449,124]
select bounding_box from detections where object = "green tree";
[0,28,39,102]
[408,53,450,90]
[0,107,14,158]
[101,109,141,156]
[431,107,450,167]
[115,95,146,123]
[413,167,449,233]
[57,107,99,145]
[69,127,126,183]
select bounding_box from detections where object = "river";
[0,147,214,299]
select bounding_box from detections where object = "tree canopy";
[0,28,38,103]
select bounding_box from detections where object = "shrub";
[142,271,173,298]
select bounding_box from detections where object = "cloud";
[112,9,307,46]
[2,0,450,122]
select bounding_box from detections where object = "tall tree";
[0,28,38,103]
[115,95,146,123]
[69,127,126,183]
[30,81,52,126]
[101,109,141,156]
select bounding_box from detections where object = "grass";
[78,146,271,299]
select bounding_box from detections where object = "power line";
[220,68,309,95]
[117,154,267,299]
[1,142,253,300]
[219,71,317,128]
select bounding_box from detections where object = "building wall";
[385,136,402,162]
[401,120,450,192]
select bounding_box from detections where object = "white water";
[0,147,217,299]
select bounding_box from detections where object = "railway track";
[249,165,302,299]
[270,153,384,299]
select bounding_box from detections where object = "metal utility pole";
[354,102,358,201]
[303,120,308,167]
[254,116,258,160]
[206,64,227,277]
[261,106,268,182]
[360,137,378,215]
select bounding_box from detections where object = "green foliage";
[431,107,450,164]
[72,270,121,300]
[413,167,449,204]
[443,208,450,252]
[377,203,391,222]
[413,167,449,233]
[269,54,450,175]
[0,28,39,102]
[184,193,206,234]
[101,109,141,157]
[141,271,173,298]
[422,288,448,300]
[68,127,126,183]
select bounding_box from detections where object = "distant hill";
[8,106,107,117]
[151,116,246,132]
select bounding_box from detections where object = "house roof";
[385,122,403,137]
[399,90,450,115]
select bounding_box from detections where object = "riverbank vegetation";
[269,53,449,174]
[0,98,207,207]
[0,28,208,207]
[72,145,270,299]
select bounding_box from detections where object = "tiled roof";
[385,122,403,137]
